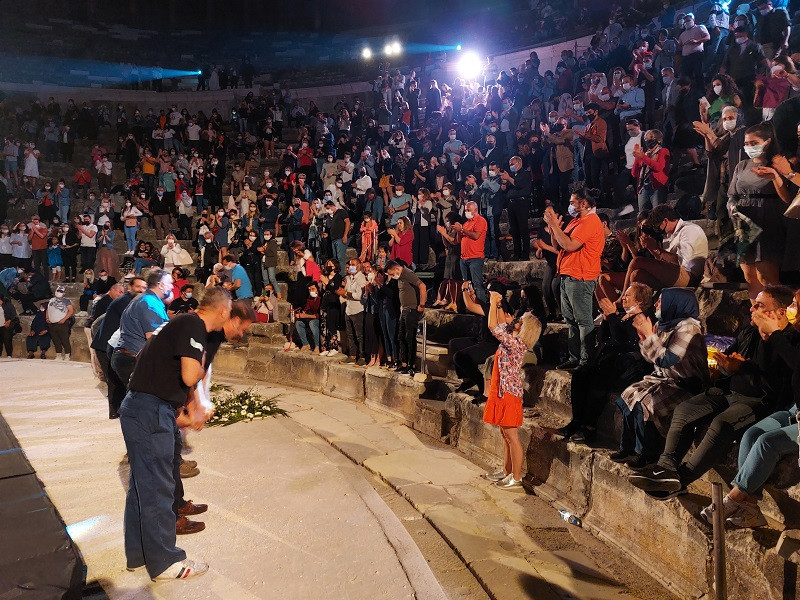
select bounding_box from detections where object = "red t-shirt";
[460,215,487,260]
[391,229,414,266]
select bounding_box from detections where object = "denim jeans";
[733,408,799,499]
[119,391,186,577]
[460,257,486,302]
[560,276,596,365]
[261,265,280,296]
[57,202,70,223]
[124,226,138,252]
[332,238,347,276]
[637,183,666,212]
[615,396,664,460]
[296,318,320,349]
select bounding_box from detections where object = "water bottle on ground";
[559,509,582,527]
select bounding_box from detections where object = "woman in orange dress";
[482,290,542,490]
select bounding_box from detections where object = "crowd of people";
[1,0,800,567]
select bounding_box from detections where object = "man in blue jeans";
[454,201,487,303]
[121,287,231,581]
[543,188,605,369]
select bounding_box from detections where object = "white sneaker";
[152,558,209,581]
[320,349,331,356]
[56,353,63,361]
[77,311,88,317]
[482,470,508,482]
[700,494,740,525]
[64,353,71,361]
[494,474,523,490]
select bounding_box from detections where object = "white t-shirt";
[663,219,709,277]
[186,124,201,141]
[47,296,71,323]
[80,224,98,247]
[624,133,643,171]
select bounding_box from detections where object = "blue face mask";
[509,164,518,173]
[348,266,357,274]
[568,205,578,217]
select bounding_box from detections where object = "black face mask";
[644,138,659,149]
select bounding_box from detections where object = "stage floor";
[0,359,445,600]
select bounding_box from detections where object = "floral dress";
[483,325,528,428]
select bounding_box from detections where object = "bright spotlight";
[456,51,482,81]
[391,41,402,55]
[456,44,462,51]
[384,43,393,56]
[361,47,372,60]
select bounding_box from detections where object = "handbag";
[175,248,194,266]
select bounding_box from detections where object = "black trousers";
[507,198,531,260]
[110,349,137,414]
[659,390,773,485]
[0,325,13,357]
[96,349,117,417]
[412,225,431,267]
[63,250,78,281]
[449,337,498,390]
[344,311,365,359]
[32,249,48,280]
[80,246,96,272]
[398,308,420,367]
[172,427,184,518]
[547,167,572,211]
[364,311,380,357]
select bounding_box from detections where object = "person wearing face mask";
[45,284,74,361]
[292,282,322,353]
[727,123,792,297]
[721,27,768,124]
[558,283,655,444]
[632,129,671,212]
[677,13,710,88]
[168,284,199,317]
[702,75,743,127]
[755,57,800,122]
[609,288,709,482]
[221,254,254,301]
[573,103,609,194]
[543,117,574,211]
[0,225,12,270]
[450,201,487,303]
[498,156,532,261]
[543,187,605,369]
[694,105,745,236]
[755,0,790,60]
[121,197,143,255]
[695,287,800,528]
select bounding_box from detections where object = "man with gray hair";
[500,155,532,261]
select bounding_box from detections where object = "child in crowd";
[47,236,63,283]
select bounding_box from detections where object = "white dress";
[24,150,40,178]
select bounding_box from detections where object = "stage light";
[384,43,393,56]
[456,44,462,51]
[391,41,402,55]
[361,47,372,60]
[456,51,482,81]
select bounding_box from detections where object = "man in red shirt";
[543,187,605,369]
[453,200,488,302]
[28,214,50,279]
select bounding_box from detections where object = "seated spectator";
[613,288,709,473]
[26,302,51,359]
[294,282,322,353]
[168,284,198,317]
[621,205,708,296]
[630,285,800,499]
[133,241,159,274]
[161,234,192,271]
[12,266,52,314]
[559,283,655,443]
[253,284,278,323]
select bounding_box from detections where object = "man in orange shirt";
[453,200,488,302]
[543,187,605,369]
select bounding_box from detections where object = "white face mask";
[185,292,193,299]
[713,85,723,95]
[622,82,631,91]
[100,276,108,281]
[722,119,737,132]
[309,291,318,298]
[464,210,473,219]
[442,189,450,197]
[55,291,64,298]
[744,143,766,158]
[449,134,456,140]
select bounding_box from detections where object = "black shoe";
[628,466,682,492]
[645,488,688,501]
[394,366,409,374]
[557,359,580,371]
[572,428,596,445]
[405,368,416,378]
[610,450,637,464]
[556,421,580,439]
[109,412,120,420]
[626,455,656,471]
[456,380,476,393]
[471,395,486,405]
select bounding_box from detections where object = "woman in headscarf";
[613,287,709,470]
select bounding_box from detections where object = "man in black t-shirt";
[325,199,350,275]
[168,284,199,317]
[119,287,231,582]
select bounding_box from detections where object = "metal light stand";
[414,317,431,382]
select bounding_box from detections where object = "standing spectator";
[11,222,32,270]
[0,295,18,357]
[72,166,91,199]
[500,156,532,261]
[385,260,427,377]
[59,222,79,282]
[46,285,74,361]
[481,291,543,489]
[341,258,367,366]
[425,81,442,122]
[28,215,49,279]
[451,201,487,303]
[755,0,791,59]
[47,236,63,283]
[23,143,40,187]
[632,129,671,211]
[574,104,609,196]
[388,216,414,268]
[677,13,710,88]
[95,154,113,192]
[543,188,605,369]
[325,199,350,275]
[122,199,142,255]
[75,214,97,273]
